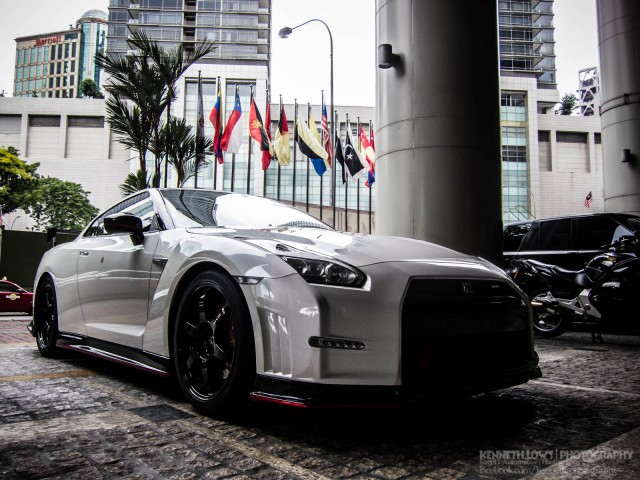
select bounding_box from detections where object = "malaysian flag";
[584,191,593,208]
[321,104,333,167]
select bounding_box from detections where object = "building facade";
[0,97,130,231]
[13,10,108,99]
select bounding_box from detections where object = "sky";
[0,0,598,103]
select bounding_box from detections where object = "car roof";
[504,212,640,227]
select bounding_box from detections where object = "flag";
[262,99,273,170]
[344,126,366,181]
[359,126,376,188]
[370,126,375,152]
[249,98,271,170]
[220,87,242,154]
[585,191,593,208]
[274,104,290,166]
[334,129,346,184]
[295,114,329,176]
[321,104,333,167]
[209,81,224,164]
[309,112,322,146]
[196,74,206,166]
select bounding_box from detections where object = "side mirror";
[104,213,144,245]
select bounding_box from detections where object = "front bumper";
[249,361,542,408]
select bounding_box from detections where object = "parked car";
[504,213,640,270]
[30,189,540,415]
[0,280,33,314]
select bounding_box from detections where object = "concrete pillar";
[597,0,640,215]
[375,0,503,264]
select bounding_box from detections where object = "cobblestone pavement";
[1,316,639,479]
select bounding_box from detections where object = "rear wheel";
[173,271,255,415]
[531,297,566,337]
[33,278,59,357]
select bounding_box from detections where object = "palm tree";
[163,117,213,187]
[95,32,216,189]
[126,31,216,185]
[120,169,151,197]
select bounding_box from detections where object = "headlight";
[279,254,366,287]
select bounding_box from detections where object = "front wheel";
[173,270,255,416]
[33,278,59,357]
[531,297,567,337]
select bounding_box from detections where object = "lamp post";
[279,19,334,225]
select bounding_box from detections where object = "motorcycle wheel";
[532,300,567,337]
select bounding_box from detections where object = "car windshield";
[160,189,332,230]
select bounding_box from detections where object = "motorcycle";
[509,226,640,342]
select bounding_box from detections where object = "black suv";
[503,213,640,270]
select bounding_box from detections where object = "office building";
[499,0,603,222]
[13,10,108,98]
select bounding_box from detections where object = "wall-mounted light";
[378,44,400,69]
[621,148,632,163]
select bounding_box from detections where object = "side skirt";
[57,332,171,377]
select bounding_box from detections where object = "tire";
[173,270,255,415]
[531,298,567,338]
[33,278,59,357]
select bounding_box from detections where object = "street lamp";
[279,19,334,225]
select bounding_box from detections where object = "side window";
[0,282,19,292]
[503,223,531,251]
[539,219,572,251]
[520,222,540,251]
[84,192,157,237]
[576,216,622,250]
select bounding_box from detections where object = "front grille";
[401,278,531,384]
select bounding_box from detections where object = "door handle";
[79,251,89,256]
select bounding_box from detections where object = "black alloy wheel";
[173,271,255,415]
[34,278,59,357]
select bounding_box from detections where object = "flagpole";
[247,85,254,194]
[306,102,310,213]
[356,116,361,233]
[277,94,282,201]
[345,113,349,232]
[319,92,324,223]
[194,71,203,189]
[263,89,268,197]
[230,84,238,192]
[332,109,337,229]
[369,119,373,234]
[292,99,298,207]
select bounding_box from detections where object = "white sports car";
[31,188,540,414]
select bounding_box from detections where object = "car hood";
[185,226,479,268]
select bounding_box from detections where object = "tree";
[0,146,38,216]
[80,78,104,98]
[163,117,212,187]
[95,32,215,188]
[23,177,98,230]
[119,169,151,197]
[556,93,578,115]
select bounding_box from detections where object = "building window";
[50,45,56,60]
[65,43,70,58]
[24,49,30,64]
[57,62,62,74]
[557,131,588,144]
[29,115,61,127]
[594,133,601,144]
[68,116,105,127]
[17,49,24,65]
[72,43,77,57]
[16,68,22,80]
